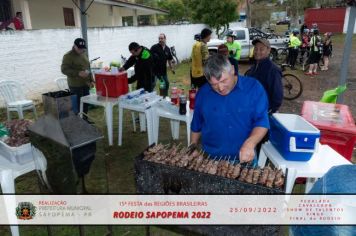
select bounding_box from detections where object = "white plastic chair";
[0,146,48,236]
[55,77,68,90]
[0,80,37,121]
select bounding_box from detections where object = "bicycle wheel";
[282,73,303,100]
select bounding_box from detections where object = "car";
[207,27,289,61]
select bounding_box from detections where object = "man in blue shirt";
[190,54,269,163]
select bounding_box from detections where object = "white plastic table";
[258,142,352,193]
[153,100,193,145]
[80,94,120,146]
[0,147,48,236]
[118,97,161,146]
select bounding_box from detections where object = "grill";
[28,91,103,193]
[135,146,284,235]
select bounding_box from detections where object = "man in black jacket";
[150,33,174,96]
[119,42,155,92]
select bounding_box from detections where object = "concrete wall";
[0,24,205,105]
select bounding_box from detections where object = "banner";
[1,195,355,225]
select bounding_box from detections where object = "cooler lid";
[301,101,356,134]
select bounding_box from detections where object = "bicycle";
[170,46,179,65]
[274,42,289,65]
[244,63,303,100]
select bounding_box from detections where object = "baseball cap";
[74,38,87,49]
[252,38,271,48]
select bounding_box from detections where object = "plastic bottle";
[159,77,167,97]
[189,85,197,110]
[179,93,187,115]
[171,83,178,105]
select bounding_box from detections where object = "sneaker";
[305,72,313,76]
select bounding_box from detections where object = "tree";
[188,0,239,36]
[158,0,188,24]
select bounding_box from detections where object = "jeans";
[291,165,356,236]
[69,86,89,118]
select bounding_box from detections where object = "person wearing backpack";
[305,29,322,76]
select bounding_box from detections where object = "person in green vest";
[119,42,155,92]
[225,31,241,61]
[288,29,302,70]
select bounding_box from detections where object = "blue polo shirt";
[191,75,269,158]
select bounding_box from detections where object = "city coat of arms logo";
[16,202,36,220]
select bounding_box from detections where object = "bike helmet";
[226,30,235,38]
[292,29,299,35]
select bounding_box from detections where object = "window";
[63,8,75,27]
[122,16,133,26]
[234,30,246,40]
[0,0,12,22]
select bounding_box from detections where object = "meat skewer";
[198,155,210,172]
[231,163,241,179]
[193,153,205,171]
[220,156,230,177]
[273,169,285,188]
[252,168,261,184]
[207,156,219,175]
[258,166,271,185]
[238,167,249,182]
[266,168,278,188]
[245,168,255,183]
[226,156,236,178]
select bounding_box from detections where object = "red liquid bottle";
[189,85,196,109]
[171,84,178,105]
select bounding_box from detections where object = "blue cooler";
[269,114,320,161]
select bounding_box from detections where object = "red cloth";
[13,17,24,30]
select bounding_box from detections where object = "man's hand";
[239,141,256,163]
[79,70,89,78]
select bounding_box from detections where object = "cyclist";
[288,29,301,70]
[305,29,322,76]
[225,31,241,61]
[299,29,310,64]
[321,32,333,71]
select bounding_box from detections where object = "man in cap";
[61,38,94,122]
[245,38,283,156]
[190,54,269,165]
[119,42,155,92]
[191,28,212,89]
[246,38,283,114]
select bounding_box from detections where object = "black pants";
[289,48,299,68]
[69,86,89,118]
[191,75,207,89]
